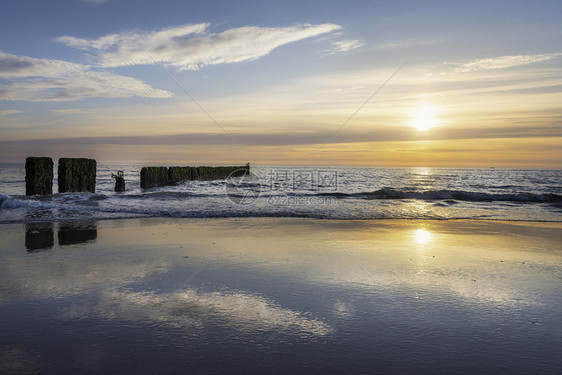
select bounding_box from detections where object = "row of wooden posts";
[26,157,96,195]
[24,157,250,195]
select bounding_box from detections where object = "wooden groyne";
[140,165,249,189]
[25,157,54,196]
[23,157,247,193]
[140,167,169,189]
[58,158,97,193]
[25,157,96,195]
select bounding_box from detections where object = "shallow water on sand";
[0,218,561,374]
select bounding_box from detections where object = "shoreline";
[2,214,562,225]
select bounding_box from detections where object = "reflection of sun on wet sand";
[1,218,561,373]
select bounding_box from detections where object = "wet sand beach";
[1,218,561,374]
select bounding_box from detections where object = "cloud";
[331,39,363,53]
[376,41,406,49]
[4,123,560,147]
[50,109,86,115]
[57,23,342,70]
[375,38,441,50]
[0,110,23,116]
[0,51,172,101]
[454,53,561,72]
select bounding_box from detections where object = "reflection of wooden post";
[112,171,126,192]
[58,223,97,246]
[25,223,54,251]
[58,158,97,193]
[25,157,53,196]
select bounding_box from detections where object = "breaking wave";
[318,188,562,203]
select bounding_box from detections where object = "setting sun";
[409,106,439,131]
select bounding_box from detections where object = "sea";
[0,163,561,223]
[1,164,562,374]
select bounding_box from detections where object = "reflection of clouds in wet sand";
[410,270,541,307]
[335,257,543,308]
[332,301,355,319]
[207,220,555,310]
[0,348,41,375]
[64,288,333,337]
[303,224,553,309]
[0,256,171,301]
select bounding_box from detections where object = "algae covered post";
[168,166,194,184]
[112,170,126,192]
[25,157,54,196]
[140,167,169,188]
[194,165,249,181]
[58,158,97,193]
[140,164,250,188]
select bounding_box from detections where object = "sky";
[0,0,561,167]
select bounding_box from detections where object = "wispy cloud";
[376,41,405,49]
[0,51,172,101]
[0,110,23,116]
[331,39,363,53]
[57,23,342,70]
[375,38,441,50]
[50,109,87,115]
[454,53,561,72]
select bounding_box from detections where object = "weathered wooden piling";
[25,157,54,196]
[168,166,194,184]
[114,177,125,192]
[112,171,126,192]
[140,165,250,188]
[140,167,169,188]
[58,158,97,193]
[194,165,249,180]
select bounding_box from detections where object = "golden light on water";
[409,105,439,131]
[413,228,433,244]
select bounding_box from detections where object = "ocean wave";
[3,188,561,208]
[318,188,562,203]
[2,186,561,224]
[0,195,60,209]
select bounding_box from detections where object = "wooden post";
[25,157,53,196]
[58,158,97,193]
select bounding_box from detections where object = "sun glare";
[409,105,439,131]
[413,228,433,244]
